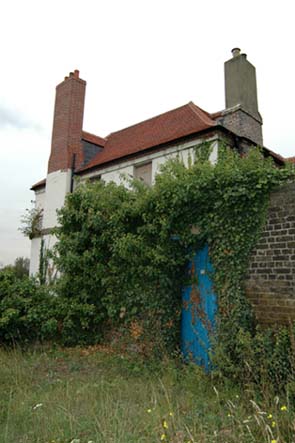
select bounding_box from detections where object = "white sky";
[0,0,294,266]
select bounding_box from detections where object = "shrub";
[0,269,58,344]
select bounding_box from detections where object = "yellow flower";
[271,420,276,428]
[271,440,277,443]
[280,405,287,411]
[163,420,168,429]
[160,434,166,441]
[227,413,231,417]
[267,413,273,419]
[169,411,173,417]
[147,409,152,413]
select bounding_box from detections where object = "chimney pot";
[69,72,74,77]
[74,69,80,79]
[231,48,241,58]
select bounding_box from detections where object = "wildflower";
[227,413,231,417]
[160,434,166,441]
[267,413,273,419]
[169,411,173,417]
[32,403,43,410]
[163,420,168,429]
[280,405,287,411]
[147,409,152,413]
[271,440,277,443]
[271,421,276,428]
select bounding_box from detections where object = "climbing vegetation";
[51,144,294,384]
[10,142,295,388]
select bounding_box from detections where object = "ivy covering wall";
[52,145,293,377]
[5,143,295,387]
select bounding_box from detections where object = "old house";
[30,49,284,275]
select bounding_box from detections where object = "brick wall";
[245,182,295,325]
[217,105,263,147]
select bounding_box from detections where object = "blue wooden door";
[181,244,217,371]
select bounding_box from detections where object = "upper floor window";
[134,162,152,186]
[89,174,101,182]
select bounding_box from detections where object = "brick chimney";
[217,49,263,146]
[47,70,86,174]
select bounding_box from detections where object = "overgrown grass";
[0,346,294,443]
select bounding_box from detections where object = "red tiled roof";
[78,102,216,172]
[31,178,46,190]
[82,131,106,147]
[286,156,295,164]
[262,148,285,165]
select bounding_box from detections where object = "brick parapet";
[245,182,295,324]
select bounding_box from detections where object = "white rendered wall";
[29,189,46,275]
[30,237,42,276]
[101,165,134,186]
[82,137,219,186]
[43,169,72,229]
[29,234,58,276]
[35,188,46,210]
[30,169,71,275]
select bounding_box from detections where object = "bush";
[0,269,58,344]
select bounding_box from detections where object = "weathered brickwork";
[217,106,263,147]
[48,70,86,174]
[245,182,295,325]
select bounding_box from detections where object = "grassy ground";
[0,346,294,443]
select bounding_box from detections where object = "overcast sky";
[0,0,294,266]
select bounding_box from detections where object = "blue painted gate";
[181,244,217,371]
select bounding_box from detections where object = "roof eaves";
[31,178,46,191]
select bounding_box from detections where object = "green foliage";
[5,143,294,387]
[53,178,186,347]
[19,206,43,239]
[53,144,294,374]
[0,269,58,344]
[1,257,30,279]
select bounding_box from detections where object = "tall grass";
[0,346,294,443]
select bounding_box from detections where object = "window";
[89,174,101,182]
[134,162,152,186]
